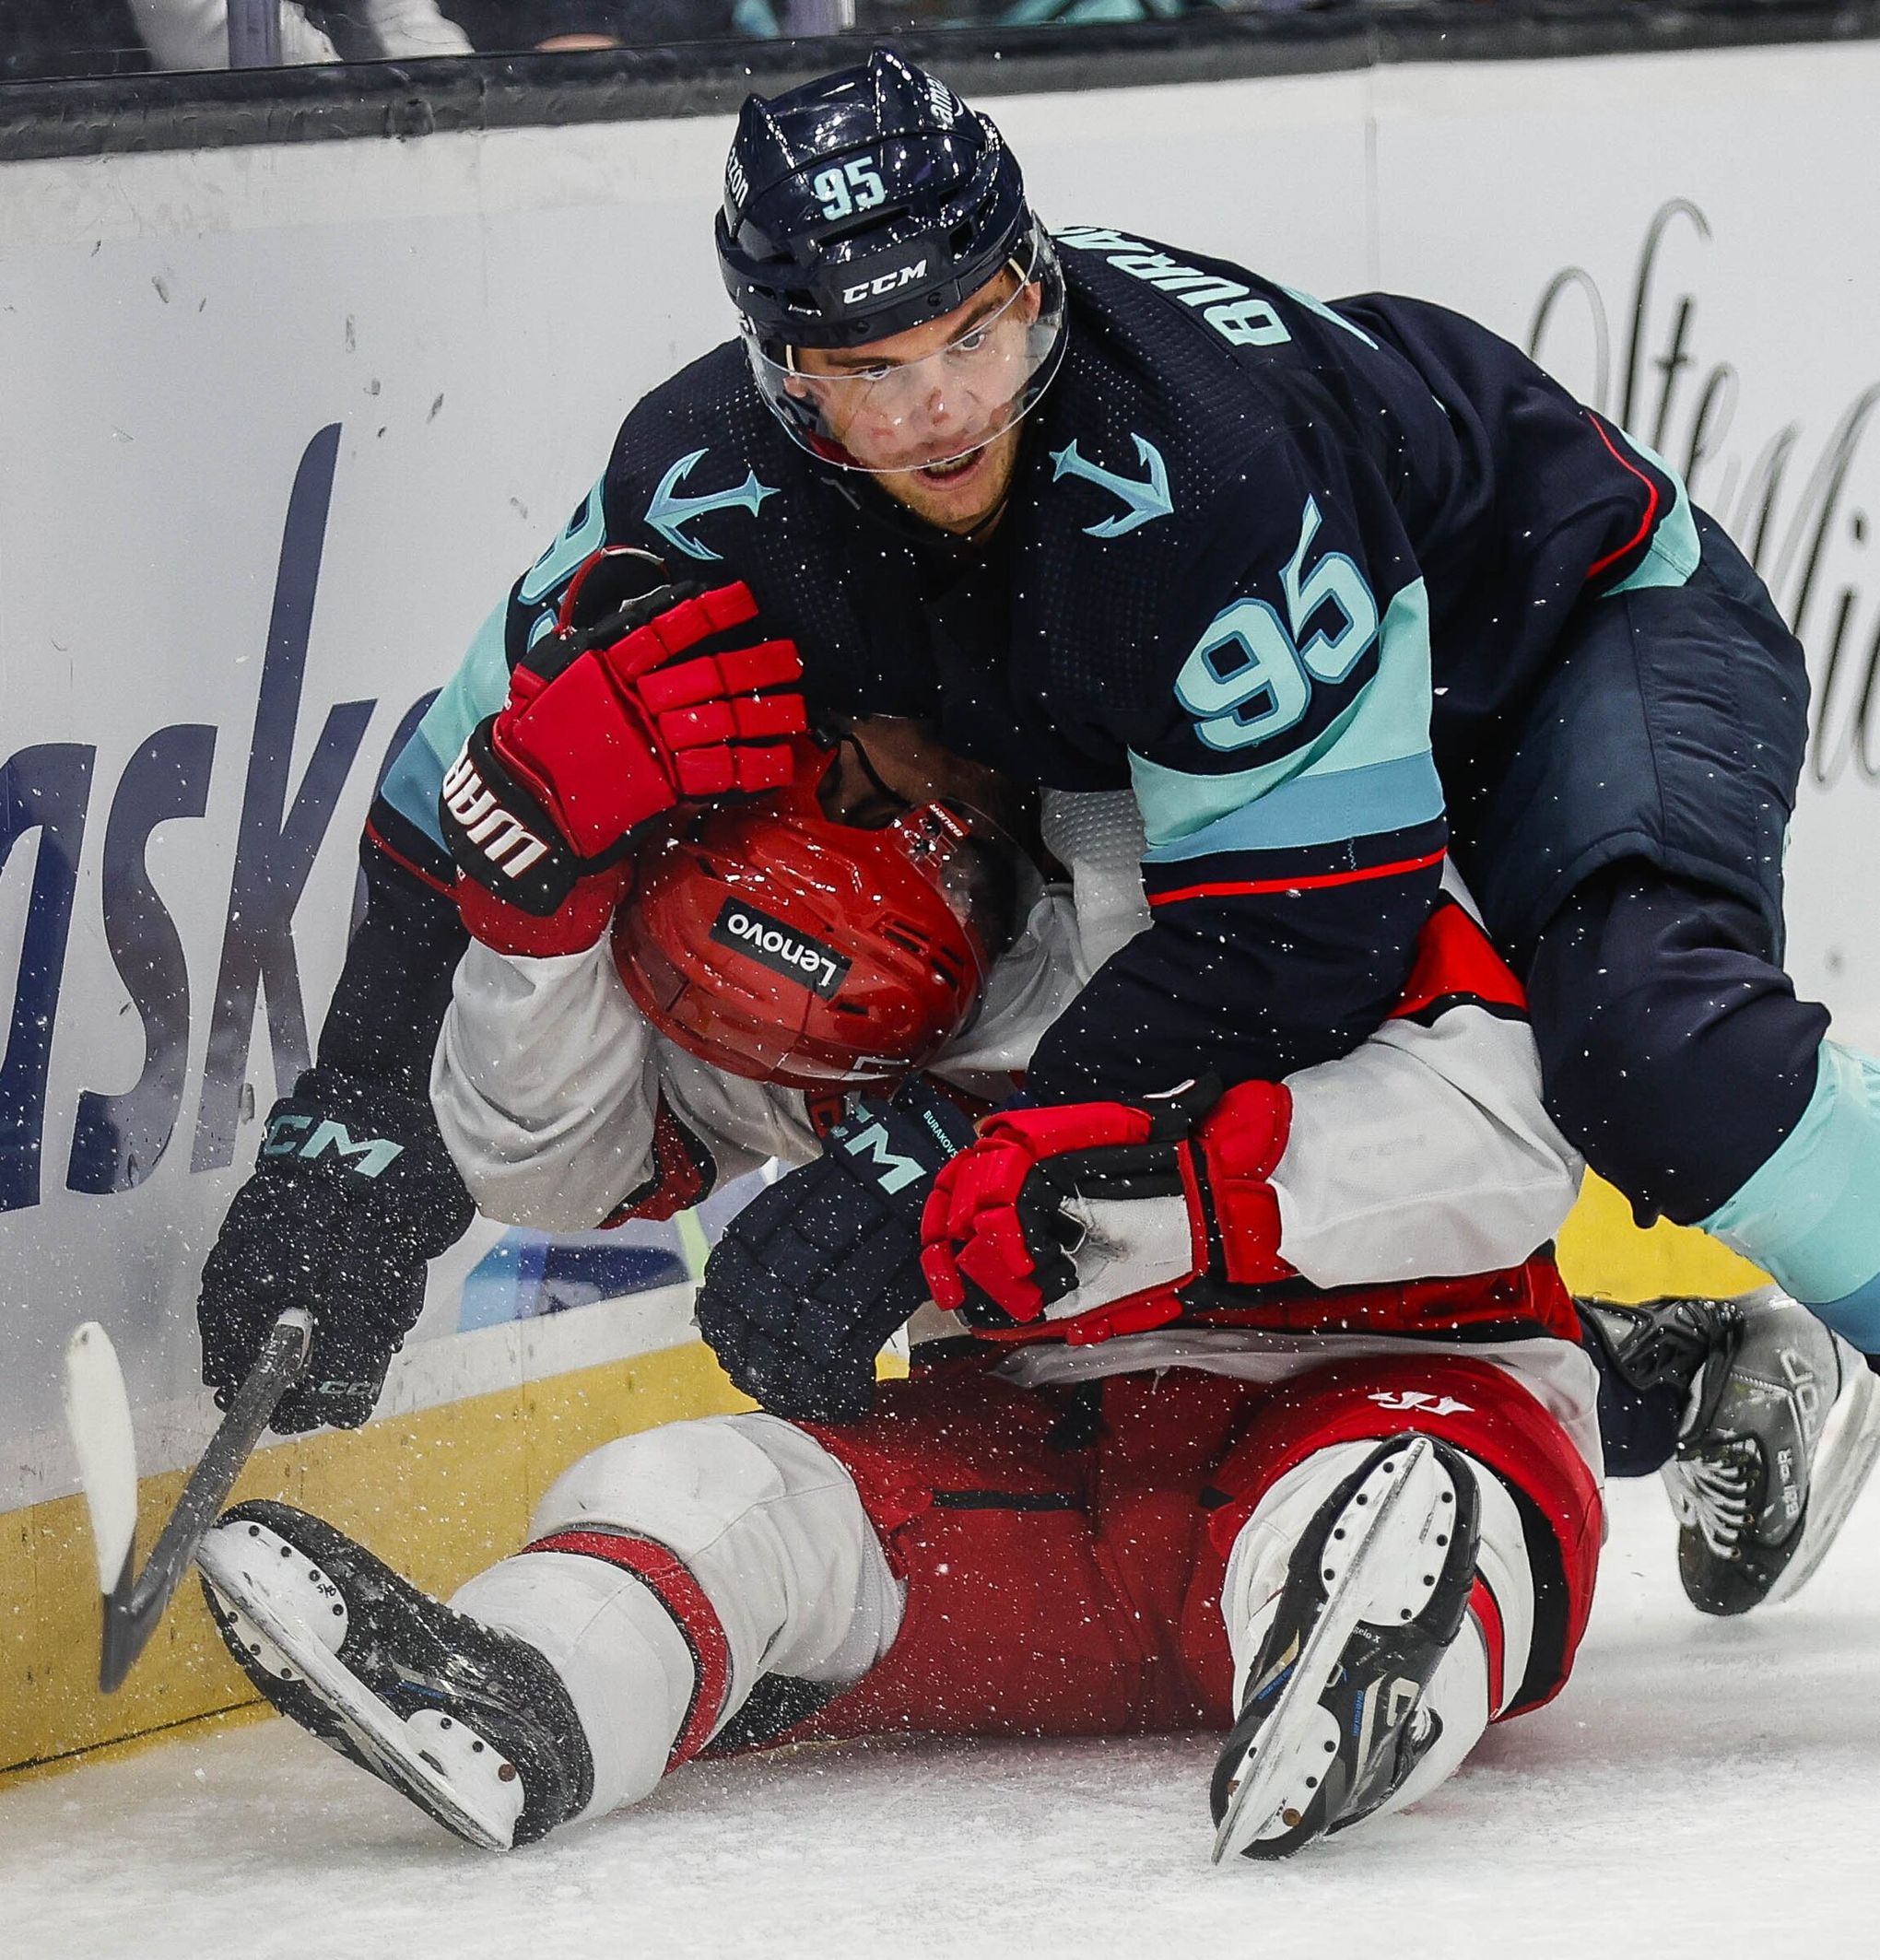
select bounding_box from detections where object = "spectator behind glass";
[1,2,147,77]
[452,1,1261,39]
[441,3,763,46]
[127,1,472,65]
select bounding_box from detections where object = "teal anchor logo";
[645,450,780,561]
[1050,435,1172,538]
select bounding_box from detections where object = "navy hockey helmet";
[715,49,1067,469]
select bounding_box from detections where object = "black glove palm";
[696,1078,977,1422]
[196,1068,476,1433]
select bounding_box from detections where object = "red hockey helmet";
[613,745,1028,1089]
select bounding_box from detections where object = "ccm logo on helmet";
[841,260,929,306]
[710,898,852,1000]
[442,744,550,881]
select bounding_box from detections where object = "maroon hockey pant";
[746,1354,1602,1749]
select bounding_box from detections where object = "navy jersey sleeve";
[370,458,667,890]
[1027,430,1447,1101]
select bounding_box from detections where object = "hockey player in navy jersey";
[195,49,1879,1630]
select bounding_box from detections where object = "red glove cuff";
[976,1102,1157,1156]
[1194,1079,1294,1286]
[454,861,631,958]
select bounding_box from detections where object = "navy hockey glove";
[695,1078,978,1423]
[196,1068,476,1434]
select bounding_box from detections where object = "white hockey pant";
[451,1414,900,1820]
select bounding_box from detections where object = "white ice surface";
[7,1478,1877,1960]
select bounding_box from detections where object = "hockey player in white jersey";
[200,707,1612,1860]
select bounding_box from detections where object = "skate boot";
[198,1501,593,1849]
[1210,1434,1481,1862]
[1660,1287,1880,1615]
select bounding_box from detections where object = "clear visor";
[744,230,1067,475]
[814,725,1042,961]
[891,800,1041,965]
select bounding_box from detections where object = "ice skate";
[197,1501,593,1849]
[1210,1434,1481,1863]
[1662,1286,1880,1615]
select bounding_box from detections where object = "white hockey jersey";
[431,792,1582,1296]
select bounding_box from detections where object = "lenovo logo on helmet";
[711,898,852,1000]
[842,260,929,307]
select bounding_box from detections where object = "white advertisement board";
[1370,49,1880,1034]
[3,42,1876,1520]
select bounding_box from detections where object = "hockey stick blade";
[65,1309,312,1694]
[64,1323,139,1618]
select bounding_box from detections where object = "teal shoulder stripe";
[1607,431,1700,595]
[1276,284,1379,350]
[517,475,609,607]
[1142,750,1443,863]
[380,742,451,850]
[381,599,513,847]
[1132,578,1434,847]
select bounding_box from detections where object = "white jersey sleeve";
[429,881,1097,1231]
[1272,990,1580,1287]
[1033,799,1581,1287]
[430,938,817,1231]
[1267,868,1581,1287]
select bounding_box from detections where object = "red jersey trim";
[1146,846,1446,909]
[1391,899,1529,1022]
[524,1530,732,1770]
[1584,414,1663,581]
[363,816,457,899]
[1470,1574,1508,1718]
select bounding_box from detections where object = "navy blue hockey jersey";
[347,226,1718,1106]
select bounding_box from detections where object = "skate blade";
[1211,1436,1451,1866]
[196,1532,522,1851]
[1767,1348,1880,1606]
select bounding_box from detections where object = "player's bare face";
[790,270,1041,534]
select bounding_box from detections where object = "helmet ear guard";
[613,742,1027,1090]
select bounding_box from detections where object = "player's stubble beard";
[873,420,1024,536]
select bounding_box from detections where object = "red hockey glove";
[919,1077,1296,1335]
[441,547,806,956]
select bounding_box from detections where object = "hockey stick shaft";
[83,1309,311,1694]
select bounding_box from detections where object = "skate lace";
[1669,1451,1755,1558]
